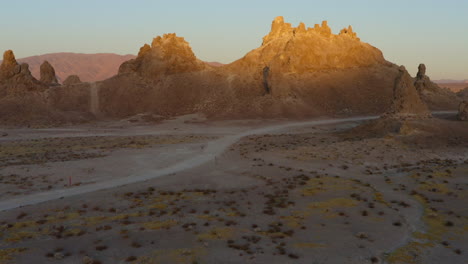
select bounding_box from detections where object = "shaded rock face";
[414,63,436,92]
[0,50,47,96]
[458,101,468,121]
[63,75,82,85]
[40,61,59,85]
[384,66,431,118]
[119,33,206,78]
[413,64,461,110]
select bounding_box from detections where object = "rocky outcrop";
[97,17,400,119]
[0,17,460,126]
[233,16,385,74]
[0,50,21,80]
[458,101,468,121]
[384,66,431,118]
[414,63,436,93]
[40,61,59,85]
[0,50,47,97]
[119,33,206,78]
[413,64,460,109]
[63,75,82,85]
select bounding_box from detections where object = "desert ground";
[0,113,466,264]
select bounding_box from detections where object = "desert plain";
[0,111,466,264]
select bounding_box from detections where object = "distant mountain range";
[0,53,226,83]
[434,79,468,84]
[14,53,136,83]
[205,62,225,67]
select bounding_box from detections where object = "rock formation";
[234,16,385,75]
[458,101,468,121]
[40,61,59,85]
[0,17,462,126]
[0,50,47,96]
[119,33,206,78]
[97,18,398,119]
[63,75,82,85]
[413,63,460,109]
[414,63,436,92]
[0,50,21,80]
[384,66,431,118]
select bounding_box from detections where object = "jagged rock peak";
[262,17,358,45]
[150,33,197,61]
[339,25,358,39]
[417,63,426,79]
[2,50,17,67]
[119,33,205,77]
[413,63,441,93]
[1,50,32,80]
[40,61,59,85]
[384,66,431,119]
[63,75,82,85]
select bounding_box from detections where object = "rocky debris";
[53,252,64,260]
[123,113,164,123]
[119,33,206,78]
[40,61,59,85]
[383,66,431,118]
[458,101,468,121]
[82,256,95,264]
[63,75,82,85]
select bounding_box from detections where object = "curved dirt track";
[0,113,454,212]
[0,116,380,212]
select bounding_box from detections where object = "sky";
[1,0,467,80]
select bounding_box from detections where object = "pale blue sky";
[1,0,467,79]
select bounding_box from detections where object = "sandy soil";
[0,114,466,264]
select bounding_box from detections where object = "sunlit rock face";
[0,17,461,125]
[231,16,386,74]
[99,17,401,118]
[119,33,206,78]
